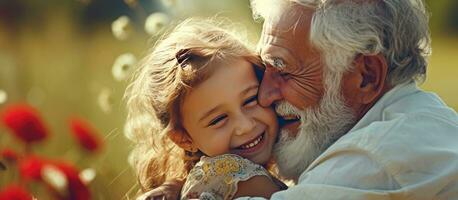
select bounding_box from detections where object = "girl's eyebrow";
[241,84,259,97]
[198,105,223,123]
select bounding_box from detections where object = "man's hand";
[234,175,282,199]
[136,179,184,200]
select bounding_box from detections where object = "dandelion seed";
[160,0,177,8]
[112,53,137,81]
[42,165,68,196]
[79,168,96,185]
[144,12,170,36]
[98,88,113,113]
[112,15,132,41]
[0,90,7,104]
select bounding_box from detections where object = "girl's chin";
[244,146,273,166]
[250,154,271,165]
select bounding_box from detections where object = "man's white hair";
[251,0,431,85]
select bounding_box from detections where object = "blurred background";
[0,0,457,199]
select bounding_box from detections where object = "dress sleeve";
[181,154,272,200]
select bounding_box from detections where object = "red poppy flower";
[1,104,48,143]
[68,117,102,152]
[0,184,33,200]
[1,148,19,162]
[18,155,47,181]
[18,156,92,200]
[52,161,91,200]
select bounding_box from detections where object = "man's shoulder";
[337,87,458,155]
[299,107,458,196]
[336,104,458,165]
[311,93,458,189]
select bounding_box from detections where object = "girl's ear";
[168,129,198,152]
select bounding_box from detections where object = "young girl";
[124,18,286,199]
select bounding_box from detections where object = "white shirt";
[238,82,458,200]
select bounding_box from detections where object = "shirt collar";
[348,81,419,132]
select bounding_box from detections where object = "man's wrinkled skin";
[257,5,324,111]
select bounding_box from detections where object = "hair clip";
[175,49,191,68]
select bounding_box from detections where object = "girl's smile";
[231,130,268,156]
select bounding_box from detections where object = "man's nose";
[258,67,283,107]
[234,113,256,136]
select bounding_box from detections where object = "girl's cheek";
[251,108,275,129]
[259,106,277,121]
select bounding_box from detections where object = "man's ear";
[168,129,198,152]
[351,53,388,104]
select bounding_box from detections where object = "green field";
[421,36,458,109]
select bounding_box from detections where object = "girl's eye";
[208,114,227,127]
[243,95,258,107]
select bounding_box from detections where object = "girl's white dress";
[180,154,273,200]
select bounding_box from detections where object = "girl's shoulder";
[181,154,272,200]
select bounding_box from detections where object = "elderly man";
[138,0,458,199]
[244,0,458,199]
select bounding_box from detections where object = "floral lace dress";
[181,154,273,200]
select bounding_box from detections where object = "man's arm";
[236,151,398,200]
[234,175,282,199]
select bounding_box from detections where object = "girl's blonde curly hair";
[123,18,263,192]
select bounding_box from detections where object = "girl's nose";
[234,114,256,136]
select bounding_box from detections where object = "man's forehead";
[263,4,314,36]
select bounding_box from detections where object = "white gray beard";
[273,73,356,180]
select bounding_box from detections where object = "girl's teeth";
[240,134,263,149]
